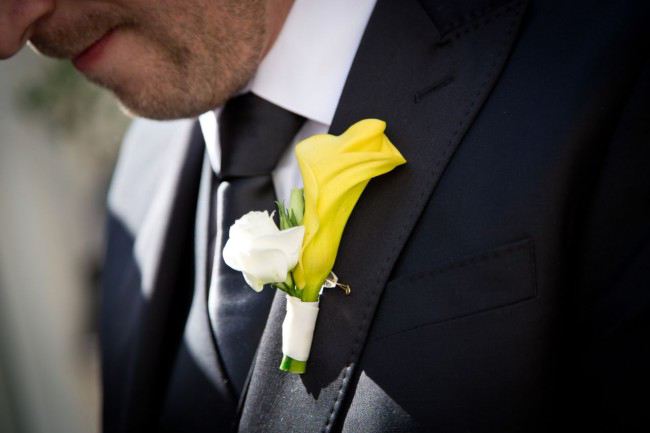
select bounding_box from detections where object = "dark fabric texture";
[240,0,534,431]
[208,93,306,397]
[101,0,650,432]
[101,122,207,433]
[159,94,306,431]
[157,143,237,433]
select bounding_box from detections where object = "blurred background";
[0,47,130,433]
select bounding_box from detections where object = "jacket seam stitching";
[321,1,525,431]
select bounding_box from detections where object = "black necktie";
[207,93,306,397]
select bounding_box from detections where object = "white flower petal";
[222,238,242,271]
[242,271,265,292]
[238,248,290,290]
[230,211,278,240]
[275,226,305,268]
[222,210,305,292]
[249,226,305,268]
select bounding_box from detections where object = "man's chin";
[114,96,198,121]
[97,79,219,121]
[75,42,257,120]
[115,101,205,121]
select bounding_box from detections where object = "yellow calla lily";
[293,119,406,301]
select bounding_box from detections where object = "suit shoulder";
[107,117,195,234]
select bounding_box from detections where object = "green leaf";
[275,200,289,230]
[289,210,299,228]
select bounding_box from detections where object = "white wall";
[0,47,128,433]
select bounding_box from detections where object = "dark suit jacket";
[101,0,650,431]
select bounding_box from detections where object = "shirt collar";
[200,0,376,174]
[248,0,377,126]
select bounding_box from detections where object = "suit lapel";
[238,0,529,431]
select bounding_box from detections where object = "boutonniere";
[223,119,406,373]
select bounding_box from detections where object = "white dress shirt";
[199,0,376,203]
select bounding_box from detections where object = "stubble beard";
[108,2,267,120]
[30,1,267,120]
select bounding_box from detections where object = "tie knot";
[218,93,306,178]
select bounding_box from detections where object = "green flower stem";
[286,272,302,298]
[279,355,307,374]
[272,273,302,298]
[273,282,289,293]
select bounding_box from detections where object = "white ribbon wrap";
[281,295,320,361]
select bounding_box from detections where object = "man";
[3,0,649,432]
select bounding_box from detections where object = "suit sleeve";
[571,53,650,430]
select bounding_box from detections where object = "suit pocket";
[367,237,537,342]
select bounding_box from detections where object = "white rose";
[223,211,305,291]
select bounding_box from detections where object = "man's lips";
[72,29,115,71]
